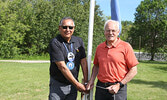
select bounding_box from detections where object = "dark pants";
[95,80,127,100]
[49,77,77,100]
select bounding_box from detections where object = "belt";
[97,80,117,87]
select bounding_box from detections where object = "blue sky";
[96,0,144,22]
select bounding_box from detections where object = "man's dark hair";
[59,17,75,26]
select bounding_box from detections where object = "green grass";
[0,61,167,100]
[127,61,167,100]
[0,62,50,100]
[133,49,144,52]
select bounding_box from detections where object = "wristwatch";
[118,82,124,88]
[84,82,88,86]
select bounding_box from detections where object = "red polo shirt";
[94,38,139,83]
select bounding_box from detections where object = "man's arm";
[107,66,137,94]
[121,66,137,84]
[86,64,99,90]
[56,61,86,92]
[80,58,88,83]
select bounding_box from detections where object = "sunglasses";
[61,26,74,30]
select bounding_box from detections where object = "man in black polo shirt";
[49,17,88,100]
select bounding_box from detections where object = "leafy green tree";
[92,4,105,55]
[129,0,167,60]
[0,0,105,58]
[23,0,54,55]
[120,21,133,41]
[0,0,30,58]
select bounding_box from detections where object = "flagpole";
[87,0,95,100]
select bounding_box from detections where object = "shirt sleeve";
[78,38,86,59]
[125,43,139,69]
[49,39,64,62]
[93,47,99,65]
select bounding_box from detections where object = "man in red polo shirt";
[86,20,139,100]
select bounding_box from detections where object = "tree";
[0,0,30,58]
[0,0,105,58]
[129,0,167,60]
[120,21,133,41]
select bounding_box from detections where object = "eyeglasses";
[61,26,74,30]
[105,29,118,33]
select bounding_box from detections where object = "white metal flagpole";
[84,0,95,100]
[87,0,95,82]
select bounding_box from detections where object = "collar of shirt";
[104,38,121,48]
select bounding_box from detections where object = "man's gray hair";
[59,17,75,26]
[104,20,119,30]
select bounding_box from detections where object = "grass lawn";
[0,61,167,100]
[0,62,50,100]
[127,61,167,100]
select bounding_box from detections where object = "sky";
[96,0,144,22]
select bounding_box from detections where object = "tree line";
[0,0,105,58]
[0,0,166,61]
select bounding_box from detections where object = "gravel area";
[0,60,50,63]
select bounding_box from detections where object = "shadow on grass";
[154,66,167,71]
[130,79,167,91]
[139,60,167,72]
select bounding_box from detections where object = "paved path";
[0,60,50,63]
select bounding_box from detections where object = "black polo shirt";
[49,34,86,84]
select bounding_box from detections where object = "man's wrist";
[118,82,124,88]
